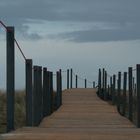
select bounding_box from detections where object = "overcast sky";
[0,0,140,89]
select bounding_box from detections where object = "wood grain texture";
[1,88,140,140]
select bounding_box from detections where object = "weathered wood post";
[133,77,135,92]
[107,85,110,98]
[93,81,95,88]
[43,68,47,117]
[26,59,33,126]
[33,66,38,126]
[104,71,107,100]
[136,64,140,127]
[85,79,87,88]
[59,70,62,106]
[46,71,51,116]
[128,67,133,121]
[110,77,113,100]
[98,69,101,97]
[38,66,43,122]
[6,27,15,132]
[56,71,60,108]
[122,72,127,116]
[59,69,62,95]
[117,72,121,114]
[33,66,42,126]
[102,68,105,98]
[112,75,116,104]
[50,72,53,113]
[135,83,137,94]
[70,68,73,88]
[76,75,78,88]
[67,69,69,89]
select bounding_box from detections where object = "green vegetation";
[0,90,26,134]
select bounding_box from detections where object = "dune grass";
[0,90,26,134]
[0,91,7,133]
[0,90,57,134]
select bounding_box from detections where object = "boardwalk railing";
[97,65,140,128]
[0,21,95,133]
[0,22,63,132]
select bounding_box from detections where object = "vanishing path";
[1,89,140,140]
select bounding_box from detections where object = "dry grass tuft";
[0,90,57,134]
[0,90,26,134]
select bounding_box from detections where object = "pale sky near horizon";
[0,0,140,89]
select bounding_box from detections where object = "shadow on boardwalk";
[1,89,140,140]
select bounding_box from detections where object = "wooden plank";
[2,89,140,140]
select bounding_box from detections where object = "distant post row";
[97,66,140,128]
[67,68,96,89]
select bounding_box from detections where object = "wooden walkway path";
[1,89,140,140]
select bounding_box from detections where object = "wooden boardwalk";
[1,89,140,140]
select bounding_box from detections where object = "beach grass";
[0,90,26,134]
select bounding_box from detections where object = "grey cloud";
[1,0,140,22]
[0,0,140,42]
[52,23,140,42]
[19,31,43,41]
[0,18,42,40]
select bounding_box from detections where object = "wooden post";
[133,77,135,91]
[122,72,127,116]
[59,70,62,106]
[56,71,60,108]
[137,64,140,127]
[50,72,53,113]
[104,71,107,100]
[112,75,116,104]
[117,72,121,114]
[6,27,15,132]
[98,69,101,97]
[110,77,112,100]
[59,69,62,94]
[38,66,43,122]
[33,66,38,126]
[135,83,137,94]
[67,69,69,89]
[26,59,33,126]
[70,69,73,88]
[46,71,51,116]
[85,79,87,88]
[102,68,105,93]
[107,85,110,98]
[43,68,47,117]
[101,68,106,99]
[76,75,78,88]
[93,81,95,88]
[128,67,133,121]
[33,66,42,126]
